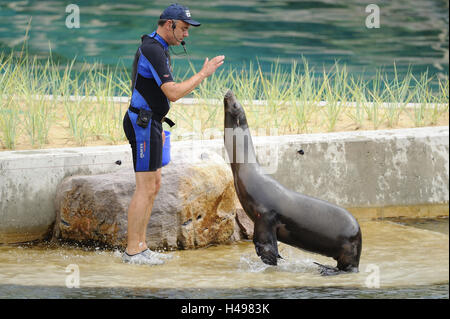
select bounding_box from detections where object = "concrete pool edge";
[348,204,449,221]
[0,126,449,244]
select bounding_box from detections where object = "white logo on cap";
[185,10,191,17]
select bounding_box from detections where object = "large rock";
[53,150,252,250]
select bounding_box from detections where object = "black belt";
[128,106,175,127]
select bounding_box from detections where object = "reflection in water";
[0,220,448,298]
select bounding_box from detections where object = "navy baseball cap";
[160,4,201,27]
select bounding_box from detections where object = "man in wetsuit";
[122,4,225,264]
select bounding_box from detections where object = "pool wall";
[0,126,448,244]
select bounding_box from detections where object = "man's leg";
[125,168,162,255]
[139,168,162,246]
[137,132,165,246]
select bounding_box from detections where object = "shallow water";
[0,218,448,299]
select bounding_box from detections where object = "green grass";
[188,59,448,136]
[0,49,448,150]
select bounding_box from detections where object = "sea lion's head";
[224,90,246,128]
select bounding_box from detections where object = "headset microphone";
[180,40,187,54]
[172,20,188,55]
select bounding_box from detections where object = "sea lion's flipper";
[253,210,279,266]
[313,262,342,276]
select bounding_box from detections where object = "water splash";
[238,246,318,274]
[238,253,273,273]
[113,250,122,258]
[276,256,318,273]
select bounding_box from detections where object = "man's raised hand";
[200,55,225,77]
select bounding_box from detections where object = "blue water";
[0,0,448,82]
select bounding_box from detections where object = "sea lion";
[223,90,362,275]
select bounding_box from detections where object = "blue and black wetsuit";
[123,32,174,172]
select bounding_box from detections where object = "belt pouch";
[136,109,152,128]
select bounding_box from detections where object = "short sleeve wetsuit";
[123,32,174,172]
